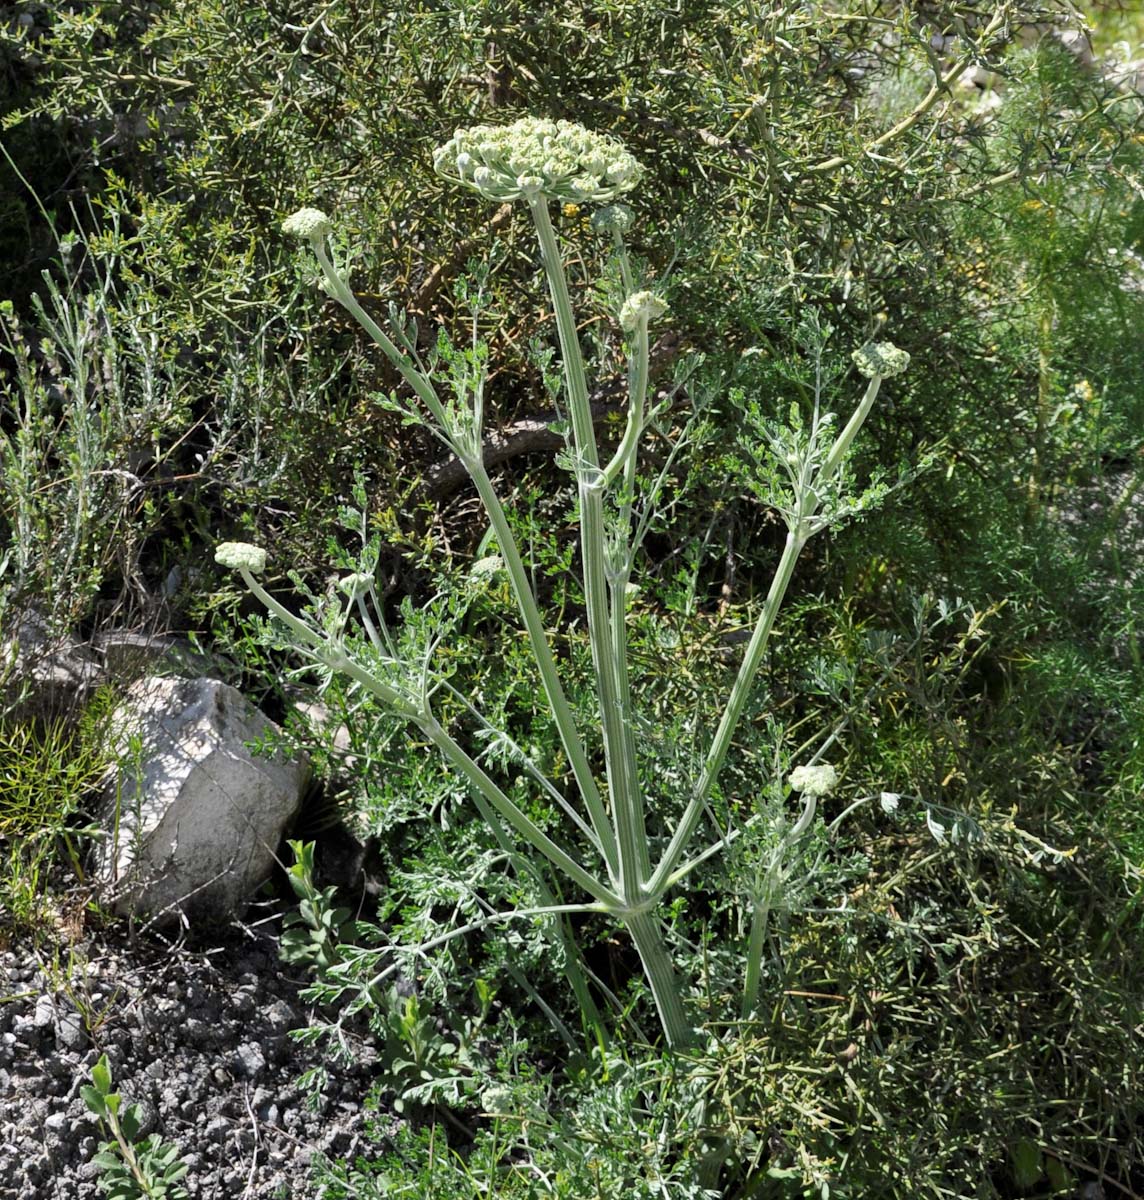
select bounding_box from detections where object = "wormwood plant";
[217,119,910,1053]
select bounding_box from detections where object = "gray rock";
[32,994,56,1030]
[1,608,102,720]
[95,676,309,923]
[263,999,296,1034]
[231,1042,266,1080]
[204,1115,230,1140]
[56,1010,87,1051]
[91,630,213,679]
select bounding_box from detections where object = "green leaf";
[119,1105,140,1141]
[91,1054,112,1095]
[80,1084,107,1116]
[1010,1139,1043,1190]
[1045,1158,1073,1194]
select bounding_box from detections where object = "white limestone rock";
[98,676,308,923]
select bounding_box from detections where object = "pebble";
[204,1115,230,1140]
[33,995,56,1030]
[232,1042,266,1080]
[57,1010,87,1051]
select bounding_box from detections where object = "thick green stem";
[741,877,776,1019]
[314,236,618,881]
[624,909,695,1049]
[313,245,447,428]
[650,529,806,893]
[601,316,649,489]
[529,197,646,899]
[468,459,620,880]
[527,198,598,469]
[820,375,882,484]
[605,314,653,883]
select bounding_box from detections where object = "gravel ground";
[0,896,384,1199]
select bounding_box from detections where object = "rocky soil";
[0,893,385,1200]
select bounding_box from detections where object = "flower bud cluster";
[338,572,373,599]
[434,118,643,204]
[788,763,838,797]
[619,290,668,331]
[591,204,635,235]
[851,341,910,380]
[215,542,267,574]
[282,208,333,244]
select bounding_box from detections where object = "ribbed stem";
[468,459,620,881]
[741,872,777,1019]
[650,529,806,893]
[820,375,882,484]
[529,197,646,899]
[624,910,694,1049]
[314,244,447,427]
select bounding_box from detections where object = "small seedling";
[81,1053,190,1200]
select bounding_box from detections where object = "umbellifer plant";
[218,117,909,1053]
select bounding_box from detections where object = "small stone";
[33,995,56,1030]
[263,1000,295,1034]
[232,1042,266,1080]
[45,1053,77,1079]
[183,1018,211,1048]
[231,989,255,1018]
[204,1116,229,1140]
[56,1011,87,1051]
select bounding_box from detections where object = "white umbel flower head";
[215,542,267,574]
[788,763,839,797]
[282,208,333,244]
[619,290,668,331]
[434,118,644,204]
[852,342,910,379]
